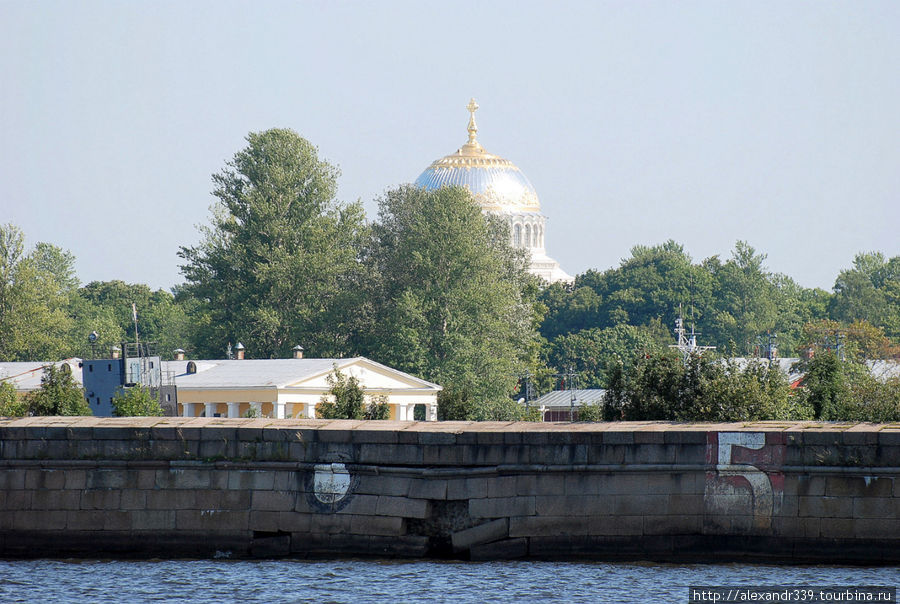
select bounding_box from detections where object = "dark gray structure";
[82,343,176,416]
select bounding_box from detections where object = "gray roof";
[535,389,606,408]
[165,357,441,391]
[0,359,84,391]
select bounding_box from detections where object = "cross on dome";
[466,98,479,145]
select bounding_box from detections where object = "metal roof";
[0,359,84,391]
[164,357,441,391]
[535,389,607,408]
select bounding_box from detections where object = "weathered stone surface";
[470,537,527,560]
[0,418,897,562]
[451,518,509,551]
[470,496,535,519]
[375,496,430,519]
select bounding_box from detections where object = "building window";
[513,224,522,247]
[525,225,532,249]
[89,365,93,373]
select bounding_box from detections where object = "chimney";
[293,345,304,359]
[235,342,245,360]
[174,348,185,361]
[111,346,121,359]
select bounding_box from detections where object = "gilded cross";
[466,97,479,144]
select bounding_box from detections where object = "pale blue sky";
[1,1,897,291]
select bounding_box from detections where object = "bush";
[0,381,27,417]
[603,351,803,422]
[26,364,91,416]
[316,367,392,420]
[576,403,604,422]
[111,385,164,417]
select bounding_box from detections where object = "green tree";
[706,241,779,353]
[178,129,370,359]
[25,364,91,416]
[111,385,164,417]
[73,280,192,359]
[603,350,803,422]
[368,185,536,420]
[547,323,666,388]
[0,381,26,417]
[316,368,390,420]
[0,225,77,361]
[830,252,900,341]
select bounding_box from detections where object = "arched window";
[514,224,522,247]
[524,225,532,249]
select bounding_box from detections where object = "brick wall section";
[0,417,898,562]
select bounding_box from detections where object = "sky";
[1,1,898,292]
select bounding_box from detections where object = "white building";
[169,356,441,421]
[415,99,574,284]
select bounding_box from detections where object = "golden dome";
[415,99,541,213]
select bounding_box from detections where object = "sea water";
[0,559,896,603]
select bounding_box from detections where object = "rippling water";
[0,559,895,603]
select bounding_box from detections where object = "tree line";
[1,128,898,421]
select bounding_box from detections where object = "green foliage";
[796,351,900,422]
[0,381,26,417]
[179,128,371,359]
[316,368,390,420]
[368,185,537,418]
[74,280,192,359]
[243,406,262,418]
[25,364,91,416]
[0,224,78,361]
[547,323,667,388]
[603,351,805,422]
[576,403,604,422]
[830,252,900,340]
[111,385,164,417]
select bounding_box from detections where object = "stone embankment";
[0,417,898,562]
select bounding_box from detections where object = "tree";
[830,252,900,341]
[0,381,26,417]
[706,241,779,353]
[73,280,193,359]
[316,368,390,420]
[367,185,537,420]
[602,350,803,422]
[547,324,666,388]
[0,224,77,361]
[111,385,164,417]
[178,129,370,359]
[25,364,91,416]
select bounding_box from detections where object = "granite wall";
[0,417,897,562]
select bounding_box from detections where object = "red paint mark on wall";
[704,432,786,531]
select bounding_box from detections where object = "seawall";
[0,417,898,562]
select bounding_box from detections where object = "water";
[0,559,895,603]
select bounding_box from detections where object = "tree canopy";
[368,185,539,419]
[178,128,371,359]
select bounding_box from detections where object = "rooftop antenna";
[670,303,715,363]
[131,303,140,356]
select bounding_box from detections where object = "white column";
[273,401,285,419]
[284,403,294,419]
[204,403,217,418]
[427,404,437,421]
[183,403,196,417]
[227,403,240,418]
[307,404,317,419]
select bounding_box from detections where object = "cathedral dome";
[414,99,541,213]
